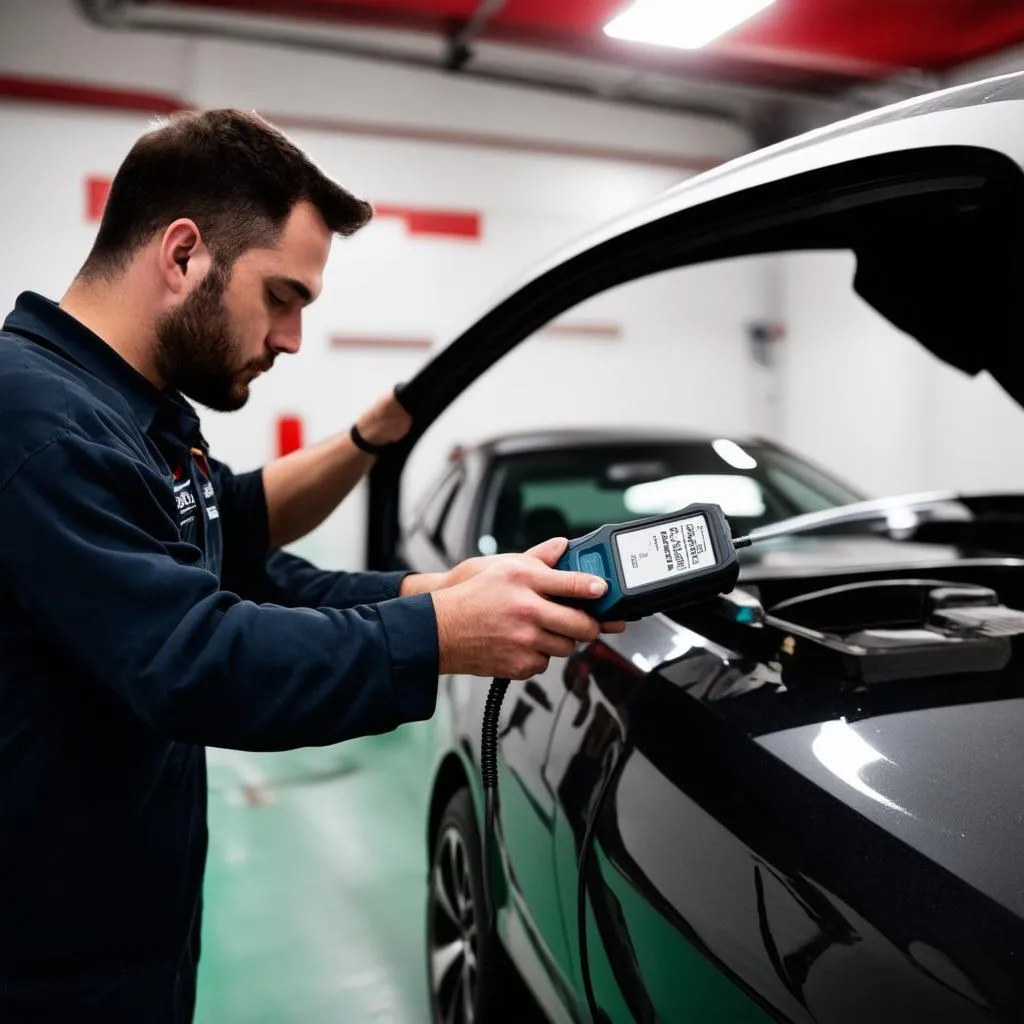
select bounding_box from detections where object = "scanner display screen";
[615,513,717,591]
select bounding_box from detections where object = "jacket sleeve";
[0,431,440,752]
[210,457,416,609]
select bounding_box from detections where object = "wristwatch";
[350,421,388,456]
[350,382,411,456]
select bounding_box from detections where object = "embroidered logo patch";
[174,478,196,527]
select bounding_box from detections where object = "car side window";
[438,479,467,560]
[417,468,457,531]
[410,468,456,538]
[417,466,464,559]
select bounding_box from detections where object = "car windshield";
[479,439,867,554]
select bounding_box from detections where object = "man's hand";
[402,537,627,632]
[397,550,516,597]
[430,537,626,680]
[439,537,581,588]
[355,388,413,449]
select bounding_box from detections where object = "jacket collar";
[3,291,202,441]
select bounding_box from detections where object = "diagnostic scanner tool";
[554,502,750,620]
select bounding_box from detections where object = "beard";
[154,266,271,412]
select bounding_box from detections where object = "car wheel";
[427,788,530,1023]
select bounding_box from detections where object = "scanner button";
[579,551,606,579]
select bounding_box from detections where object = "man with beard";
[0,109,619,1023]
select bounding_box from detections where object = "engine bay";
[671,552,1024,689]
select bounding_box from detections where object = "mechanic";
[0,108,621,1023]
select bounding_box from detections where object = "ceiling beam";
[112,0,888,93]
[75,0,796,123]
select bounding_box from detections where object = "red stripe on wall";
[86,176,112,221]
[0,74,183,115]
[373,205,481,240]
[82,174,482,241]
[330,334,433,350]
[276,415,304,456]
[539,321,622,340]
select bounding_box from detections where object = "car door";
[491,655,580,1004]
[403,456,580,998]
[546,630,781,1024]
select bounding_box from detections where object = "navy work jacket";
[0,292,439,1022]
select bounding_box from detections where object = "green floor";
[195,724,436,1023]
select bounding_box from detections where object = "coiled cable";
[480,677,510,936]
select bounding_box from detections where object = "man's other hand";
[355,387,413,448]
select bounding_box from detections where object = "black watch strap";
[350,422,388,456]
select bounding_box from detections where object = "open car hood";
[368,71,1024,568]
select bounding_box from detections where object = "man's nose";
[268,327,302,355]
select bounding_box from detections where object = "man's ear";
[159,219,212,296]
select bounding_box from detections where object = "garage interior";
[4,2,1024,1022]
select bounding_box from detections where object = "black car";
[401,429,870,567]
[364,70,1024,1024]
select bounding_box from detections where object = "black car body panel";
[596,606,1024,1022]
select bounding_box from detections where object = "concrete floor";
[194,725,435,1024]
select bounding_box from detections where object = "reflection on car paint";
[809,719,913,815]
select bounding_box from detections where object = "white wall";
[0,0,766,570]
[778,251,1024,498]
[405,255,779,516]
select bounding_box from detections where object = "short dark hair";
[80,108,373,279]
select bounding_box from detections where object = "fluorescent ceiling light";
[604,0,776,50]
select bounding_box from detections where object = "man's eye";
[267,290,287,308]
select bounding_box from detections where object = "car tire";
[427,787,534,1023]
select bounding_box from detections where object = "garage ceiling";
[79,0,1024,133]
[162,0,1024,90]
